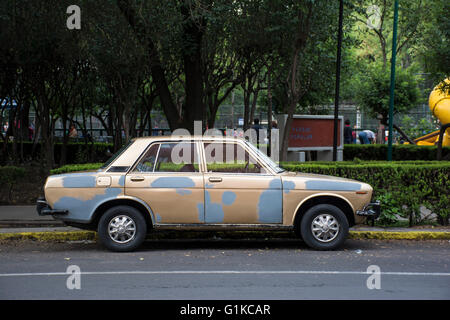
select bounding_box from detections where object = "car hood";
[281,171,372,192]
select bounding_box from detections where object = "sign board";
[238,118,244,126]
[277,115,344,151]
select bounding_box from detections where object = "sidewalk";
[1,206,449,241]
[0,205,64,227]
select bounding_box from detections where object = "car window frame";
[200,140,275,176]
[130,140,202,174]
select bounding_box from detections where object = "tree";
[354,63,421,142]
[117,0,209,132]
[278,1,344,161]
[351,0,433,70]
[415,0,450,84]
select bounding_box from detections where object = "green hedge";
[343,144,450,161]
[281,161,450,226]
[50,163,104,174]
[0,166,26,201]
[1,142,113,164]
[50,160,450,226]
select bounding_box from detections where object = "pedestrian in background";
[251,118,262,144]
[358,129,376,144]
[68,124,78,138]
[344,119,353,144]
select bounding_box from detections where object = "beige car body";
[42,136,373,232]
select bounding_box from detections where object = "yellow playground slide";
[415,79,450,146]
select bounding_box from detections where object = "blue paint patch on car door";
[199,190,223,223]
[199,190,238,223]
[222,191,236,205]
[282,180,296,194]
[257,179,283,223]
[151,176,196,196]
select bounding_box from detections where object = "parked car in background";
[37,136,380,251]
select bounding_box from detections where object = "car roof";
[132,135,248,143]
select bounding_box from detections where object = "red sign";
[288,118,342,148]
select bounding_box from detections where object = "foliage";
[343,144,450,161]
[353,64,421,125]
[373,192,404,225]
[50,163,104,175]
[1,142,113,165]
[281,161,450,225]
[0,166,26,201]
[0,0,447,168]
[415,0,450,83]
[350,0,433,69]
[399,115,439,140]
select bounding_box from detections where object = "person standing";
[344,119,353,144]
[251,118,262,145]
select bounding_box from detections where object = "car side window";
[204,142,266,174]
[154,142,199,172]
[134,143,159,172]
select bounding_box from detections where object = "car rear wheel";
[300,204,349,250]
[98,205,147,252]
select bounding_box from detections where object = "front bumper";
[36,197,68,216]
[356,201,381,219]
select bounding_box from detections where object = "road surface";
[0,238,449,300]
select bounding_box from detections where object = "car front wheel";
[300,204,349,250]
[98,205,147,252]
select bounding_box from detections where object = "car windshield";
[244,141,285,173]
[100,140,135,169]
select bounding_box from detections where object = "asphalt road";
[0,238,449,300]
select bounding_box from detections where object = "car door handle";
[208,177,222,183]
[130,176,145,182]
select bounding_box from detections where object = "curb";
[0,230,449,242]
[348,231,450,240]
[0,231,97,242]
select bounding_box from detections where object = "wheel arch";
[292,194,356,231]
[91,196,155,232]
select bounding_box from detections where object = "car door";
[125,141,204,224]
[201,141,282,224]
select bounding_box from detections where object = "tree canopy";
[0,0,448,166]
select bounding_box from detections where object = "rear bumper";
[36,197,68,216]
[356,201,381,219]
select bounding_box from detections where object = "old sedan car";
[37,136,380,251]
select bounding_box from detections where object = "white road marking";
[0,270,449,277]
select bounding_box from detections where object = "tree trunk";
[180,3,205,133]
[280,100,296,162]
[117,0,180,131]
[60,104,68,166]
[394,123,416,144]
[267,66,273,156]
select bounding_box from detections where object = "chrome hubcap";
[311,214,340,243]
[108,215,136,244]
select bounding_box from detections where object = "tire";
[98,205,147,252]
[300,204,349,250]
